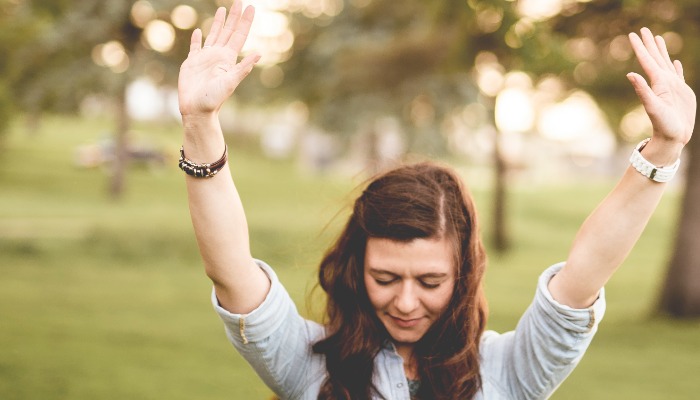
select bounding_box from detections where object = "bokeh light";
[92,41,129,73]
[245,9,294,66]
[608,35,632,61]
[620,105,653,141]
[130,0,156,29]
[476,7,503,33]
[517,0,562,20]
[475,52,504,97]
[171,5,198,30]
[662,31,683,55]
[566,37,598,62]
[144,20,176,53]
[539,91,600,141]
[495,88,535,133]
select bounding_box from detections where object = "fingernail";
[626,73,636,83]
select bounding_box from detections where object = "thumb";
[627,72,657,109]
[223,53,261,92]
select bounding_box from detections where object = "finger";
[203,7,227,47]
[224,53,260,91]
[227,5,255,53]
[627,72,658,110]
[674,60,685,81]
[654,35,676,71]
[629,32,661,81]
[235,52,261,73]
[640,27,668,70]
[216,1,242,46]
[189,28,202,53]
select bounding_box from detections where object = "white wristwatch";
[629,138,681,183]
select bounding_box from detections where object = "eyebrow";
[367,268,449,279]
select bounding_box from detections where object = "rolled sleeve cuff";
[211,259,293,344]
[536,262,607,333]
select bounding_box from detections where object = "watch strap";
[629,138,680,183]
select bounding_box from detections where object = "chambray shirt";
[212,260,606,399]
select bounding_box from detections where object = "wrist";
[641,137,684,166]
[182,113,220,130]
[629,138,682,183]
[181,113,226,163]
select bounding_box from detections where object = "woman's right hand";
[178,3,260,118]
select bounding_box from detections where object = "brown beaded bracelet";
[178,145,228,178]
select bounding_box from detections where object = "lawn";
[1,115,698,399]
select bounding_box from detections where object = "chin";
[385,326,427,344]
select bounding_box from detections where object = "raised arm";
[548,27,697,308]
[178,4,269,313]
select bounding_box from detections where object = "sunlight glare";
[517,0,562,20]
[495,88,535,133]
[539,92,596,141]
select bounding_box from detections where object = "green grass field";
[1,116,698,399]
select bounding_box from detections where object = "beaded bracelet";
[178,145,228,178]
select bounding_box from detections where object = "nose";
[394,282,419,315]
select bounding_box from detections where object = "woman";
[177,3,696,399]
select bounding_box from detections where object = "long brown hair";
[313,162,488,399]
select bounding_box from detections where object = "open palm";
[178,3,259,116]
[628,28,696,145]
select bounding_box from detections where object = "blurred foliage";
[0,0,223,195]
[278,0,698,146]
[2,0,207,111]
[0,0,221,137]
[278,0,574,153]
[546,0,699,139]
[280,1,479,153]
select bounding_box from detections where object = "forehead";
[364,236,455,275]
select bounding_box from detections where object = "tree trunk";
[109,80,129,199]
[492,126,510,253]
[658,108,700,317]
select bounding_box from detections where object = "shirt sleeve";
[480,262,607,400]
[211,259,326,398]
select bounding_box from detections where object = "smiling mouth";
[389,316,422,328]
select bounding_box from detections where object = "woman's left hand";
[627,28,696,151]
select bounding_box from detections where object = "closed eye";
[420,281,441,289]
[374,278,396,286]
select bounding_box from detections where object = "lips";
[389,315,422,328]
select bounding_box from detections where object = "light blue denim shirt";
[212,260,606,399]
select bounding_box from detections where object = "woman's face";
[364,236,456,354]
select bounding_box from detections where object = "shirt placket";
[379,345,411,400]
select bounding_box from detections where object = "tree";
[0,0,44,141]
[281,0,558,250]
[3,0,217,198]
[283,2,477,152]
[542,0,700,317]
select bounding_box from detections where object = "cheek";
[425,286,454,314]
[364,279,390,309]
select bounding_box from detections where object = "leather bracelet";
[629,138,680,183]
[178,145,228,178]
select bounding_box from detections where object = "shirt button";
[397,383,403,388]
